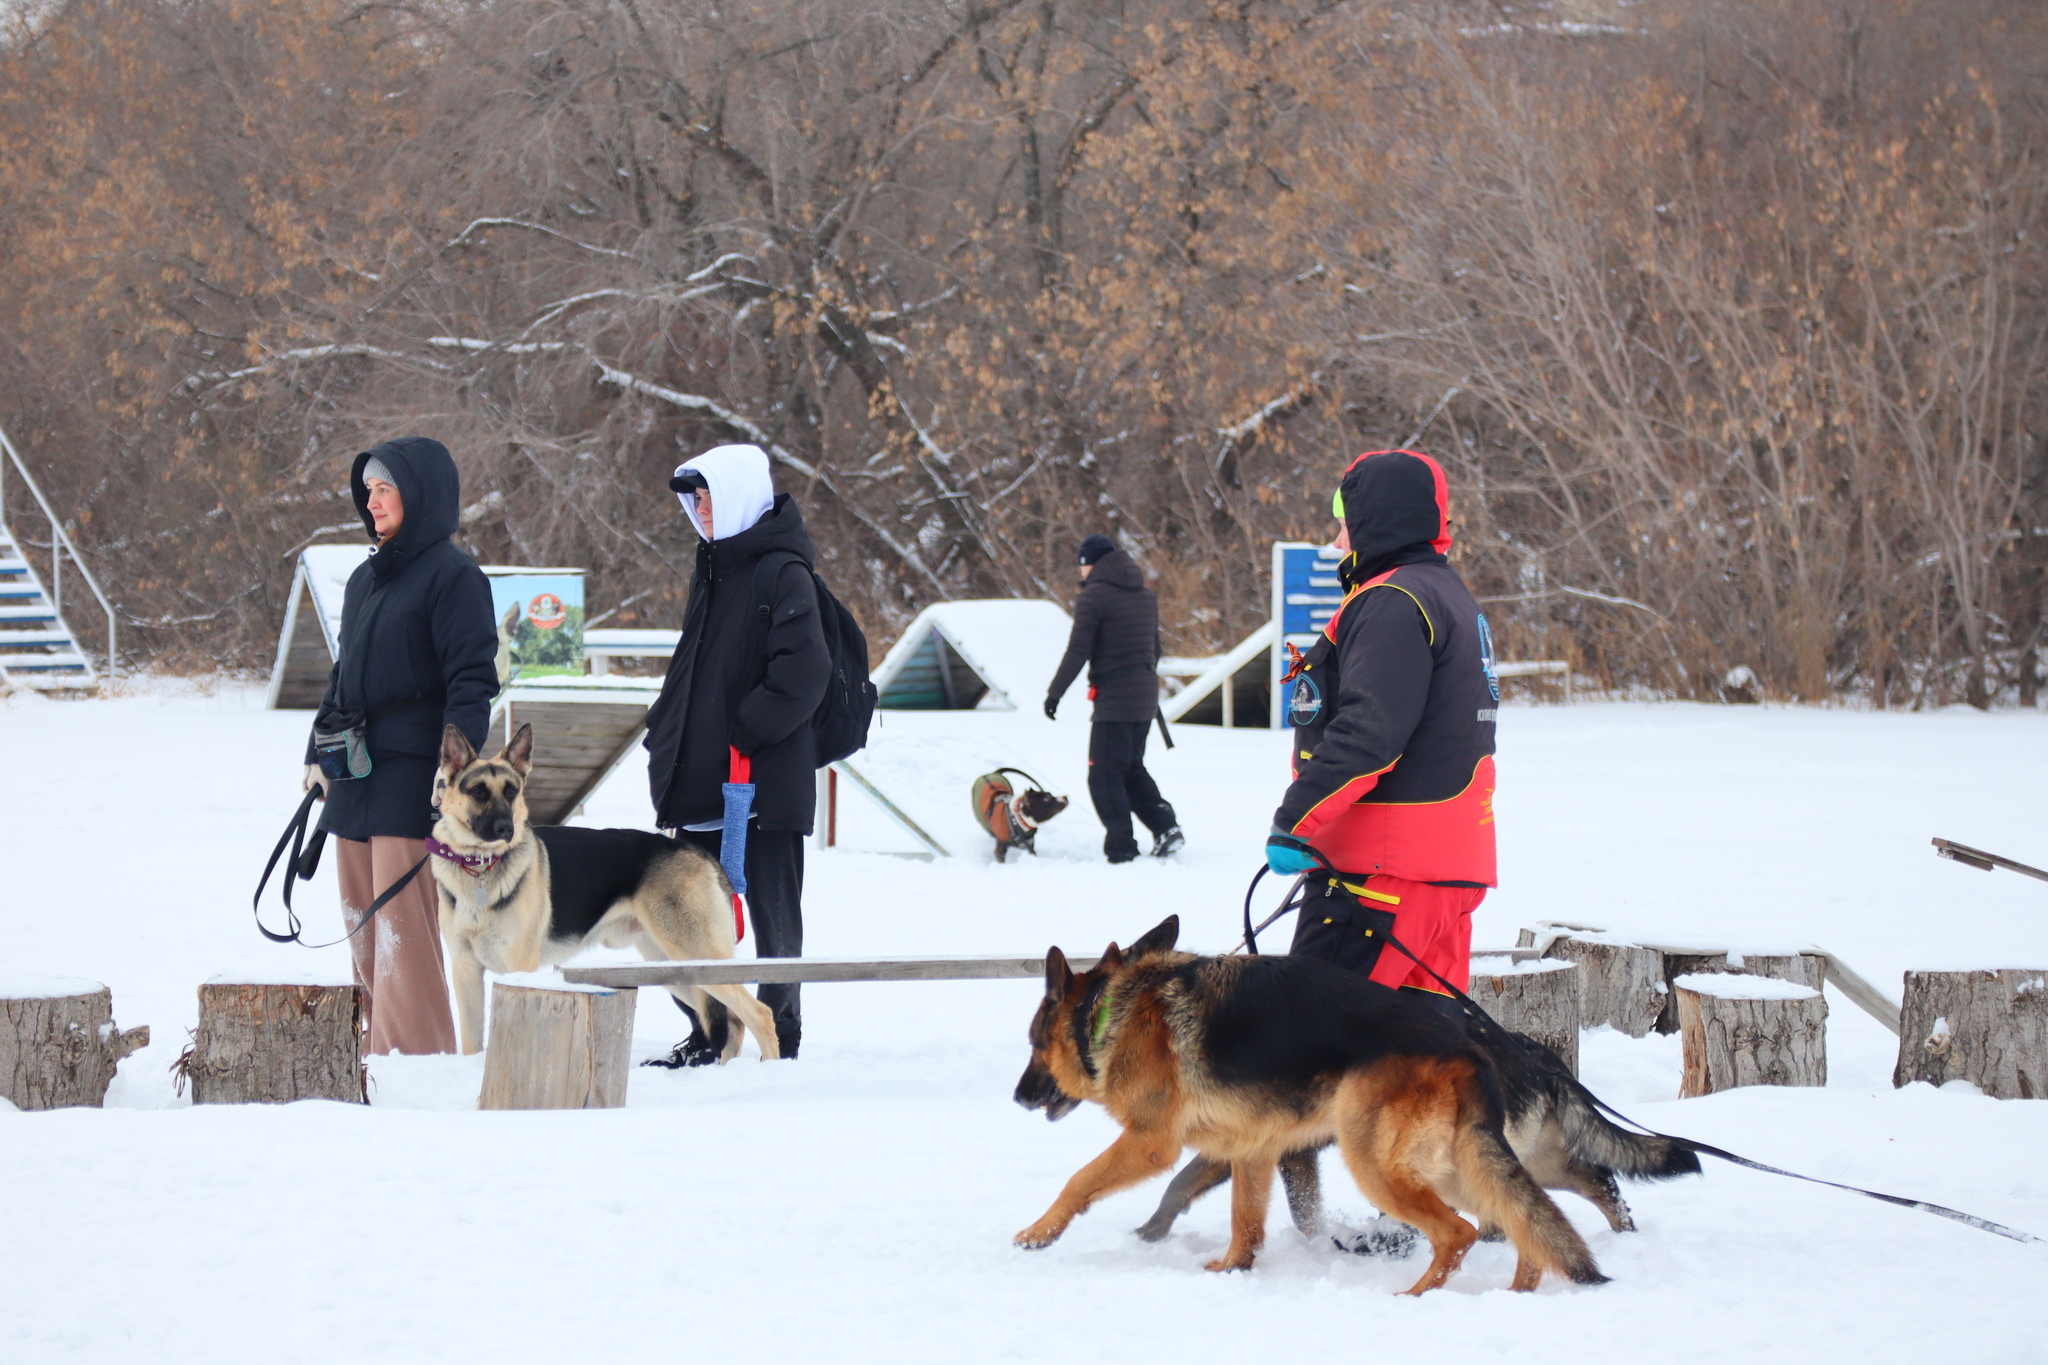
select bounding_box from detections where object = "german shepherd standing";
[1014,917,1654,1293]
[430,723,779,1060]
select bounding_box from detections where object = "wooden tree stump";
[1893,969,2048,1099]
[1468,958,1581,1075]
[478,982,635,1110]
[1654,951,1730,1034]
[1524,933,1665,1038]
[1732,953,1829,991]
[181,980,365,1105]
[1676,972,1826,1098]
[1,977,149,1110]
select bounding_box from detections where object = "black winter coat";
[1272,449,1497,884]
[308,438,500,841]
[1047,548,1162,723]
[643,494,831,833]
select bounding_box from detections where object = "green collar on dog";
[1089,997,1113,1052]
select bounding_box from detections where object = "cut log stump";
[181,981,366,1105]
[1525,933,1664,1038]
[1,978,149,1110]
[478,982,635,1110]
[1655,952,1730,1034]
[1893,969,2048,1099]
[1676,972,1826,1098]
[1468,958,1581,1075]
[1734,953,1829,991]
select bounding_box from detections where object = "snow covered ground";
[4,683,2046,1363]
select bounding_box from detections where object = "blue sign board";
[1268,541,1347,727]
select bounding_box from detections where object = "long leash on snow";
[253,788,428,950]
[1236,857,2044,1246]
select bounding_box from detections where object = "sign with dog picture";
[482,567,586,682]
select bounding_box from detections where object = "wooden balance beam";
[560,947,1539,990]
[563,955,1103,988]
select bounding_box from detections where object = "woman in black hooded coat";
[302,437,499,1055]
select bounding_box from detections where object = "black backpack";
[751,551,877,766]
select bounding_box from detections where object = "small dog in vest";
[971,768,1069,862]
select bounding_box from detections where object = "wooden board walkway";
[563,955,1104,988]
[562,947,1535,990]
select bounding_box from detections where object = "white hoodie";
[673,443,776,542]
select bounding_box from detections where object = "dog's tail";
[1456,1065,1608,1288]
[1484,1025,1701,1182]
[1551,1074,1700,1182]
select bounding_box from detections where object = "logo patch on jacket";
[1288,674,1324,727]
[1476,612,1500,702]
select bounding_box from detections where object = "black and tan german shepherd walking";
[1013,916,1685,1293]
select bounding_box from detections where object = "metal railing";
[0,422,117,682]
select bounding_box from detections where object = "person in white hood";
[644,441,831,1063]
[671,443,777,543]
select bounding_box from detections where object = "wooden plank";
[1933,837,2048,884]
[563,954,1105,988]
[1811,947,1902,1036]
[833,759,949,857]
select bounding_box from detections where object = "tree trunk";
[1530,935,1665,1038]
[1677,976,1827,1098]
[1646,952,1729,1034]
[478,983,635,1110]
[181,982,366,1105]
[1,980,149,1110]
[1734,953,1828,991]
[1468,959,1581,1075]
[1893,969,2048,1099]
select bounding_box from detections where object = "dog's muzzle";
[1014,1062,1079,1121]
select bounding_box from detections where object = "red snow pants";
[1288,872,1483,996]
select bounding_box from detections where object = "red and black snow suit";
[1276,450,1499,996]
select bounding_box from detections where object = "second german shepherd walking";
[430,723,779,1060]
[1013,916,1610,1293]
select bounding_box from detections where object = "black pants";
[1087,720,1177,859]
[675,826,805,1054]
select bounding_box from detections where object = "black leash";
[1236,857,2044,1246]
[254,789,429,951]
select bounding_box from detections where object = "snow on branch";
[443,218,637,261]
[1213,375,1322,474]
[184,344,448,393]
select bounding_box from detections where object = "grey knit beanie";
[361,454,396,488]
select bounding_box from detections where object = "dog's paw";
[1203,1253,1256,1273]
[1014,1223,1065,1250]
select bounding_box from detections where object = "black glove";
[1043,696,1059,721]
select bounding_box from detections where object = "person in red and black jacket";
[1265,449,1499,1012]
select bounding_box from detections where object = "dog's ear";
[501,603,521,631]
[1097,942,1124,973]
[501,722,534,777]
[1127,915,1179,960]
[440,723,478,774]
[1044,946,1073,1002]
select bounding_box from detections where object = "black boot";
[644,1027,723,1069]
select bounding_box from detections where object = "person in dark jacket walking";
[1045,535,1183,864]
[1265,448,1498,1004]
[302,437,499,1055]
[643,443,829,1063]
